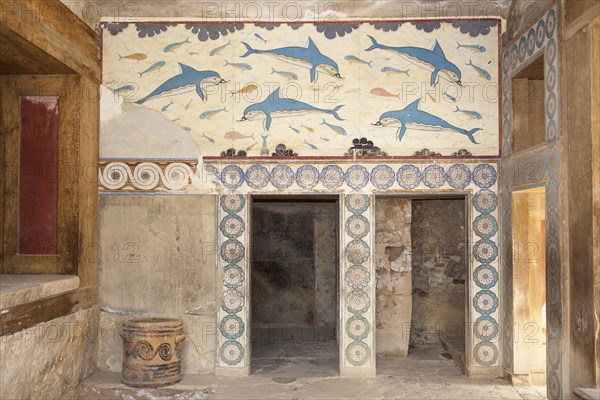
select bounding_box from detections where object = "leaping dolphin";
[240,37,343,83]
[136,63,227,104]
[365,36,462,86]
[373,99,481,143]
[239,87,344,131]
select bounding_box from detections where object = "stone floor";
[79,345,548,399]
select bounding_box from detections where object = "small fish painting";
[209,41,231,56]
[111,84,136,94]
[301,124,314,133]
[320,119,347,135]
[466,60,491,80]
[225,131,255,140]
[161,100,174,112]
[164,38,190,53]
[455,106,482,120]
[344,55,373,67]
[119,53,147,62]
[271,68,298,80]
[138,61,166,77]
[370,87,399,98]
[320,137,330,142]
[229,84,258,97]
[289,125,300,134]
[443,92,457,102]
[201,133,215,143]
[380,66,410,75]
[457,43,486,52]
[224,60,252,71]
[245,141,258,151]
[304,139,318,150]
[260,134,269,155]
[185,99,193,110]
[199,106,228,120]
[254,33,267,44]
[182,127,192,131]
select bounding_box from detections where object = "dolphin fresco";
[239,87,344,131]
[136,63,227,104]
[240,37,343,83]
[365,35,462,86]
[373,99,481,143]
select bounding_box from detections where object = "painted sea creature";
[457,42,486,52]
[380,66,410,75]
[254,33,267,44]
[229,84,258,96]
[365,35,462,86]
[185,99,193,109]
[443,92,457,102]
[289,125,300,134]
[310,83,343,91]
[209,40,231,56]
[304,139,318,150]
[164,38,190,53]
[260,134,269,156]
[344,55,372,67]
[199,106,228,120]
[161,100,174,112]
[455,106,482,120]
[119,53,147,61]
[371,87,399,98]
[245,141,258,151]
[224,131,255,140]
[171,117,180,122]
[320,118,347,135]
[111,84,136,94]
[136,63,227,104]
[189,52,199,56]
[138,61,166,77]
[271,67,298,80]
[223,60,252,71]
[182,127,192,131]
[241,37,343,82]
[372,98,481,143]
[427,93,438,102]
[301,124,314,133]
[239,87,344,131]
[466,59,491,80]
[320,137,330,142]
[201,133,215,143]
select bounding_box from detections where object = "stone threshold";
[0,274,79,309]
[79,371,215,399]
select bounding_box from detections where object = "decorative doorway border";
[204,159,501,376]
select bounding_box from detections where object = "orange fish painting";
[119,53,147,61]
[370,87,399,98]
[229,84,258,97]
[224,131,255,140]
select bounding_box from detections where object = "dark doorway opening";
[250,197,339,377]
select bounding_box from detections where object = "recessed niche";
[511,54,546,153]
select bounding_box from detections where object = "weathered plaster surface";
[0,306,98,400]
[97,194,217,374]
[410,199,466,348]
[374,197,412,357]
[0,274,79,308]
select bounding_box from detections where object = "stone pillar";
[215,194,251,376]
[340,194,376,376]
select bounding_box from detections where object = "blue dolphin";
[373,99,481,143]
[136,63,227,104]
[239,87,344,131]
[240,37,343,83]
[365,35,462,86]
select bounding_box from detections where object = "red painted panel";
[19,96,59,254]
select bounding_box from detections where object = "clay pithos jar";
[120,318,185,387]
